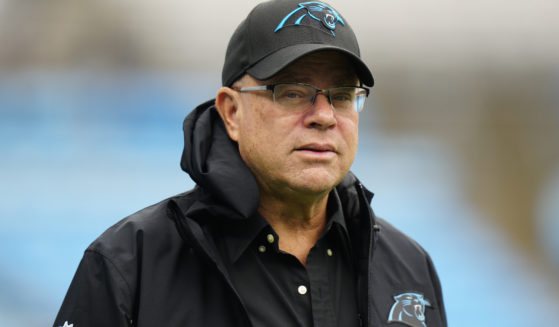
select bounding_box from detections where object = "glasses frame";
[232,82,370,113]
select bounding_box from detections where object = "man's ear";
[215,87,241,142]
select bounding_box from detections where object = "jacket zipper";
[167,199,253,326]
[355,182,380,327]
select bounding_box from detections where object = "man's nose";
[305,92,336,128]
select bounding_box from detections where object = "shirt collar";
[223,213,269,263]
[223,188,348,263]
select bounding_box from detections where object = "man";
[55,1,447,327]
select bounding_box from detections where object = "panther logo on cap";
[275,1,345,36]
[388,292,431,327]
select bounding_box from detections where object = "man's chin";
[287,172,344,196]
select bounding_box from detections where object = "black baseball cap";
[222,0,374,87]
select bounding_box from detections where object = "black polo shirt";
[217,190,359,327]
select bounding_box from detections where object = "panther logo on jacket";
[388,292,431,327]
[275,1,344,36]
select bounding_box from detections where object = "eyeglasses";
[232,83,370,113]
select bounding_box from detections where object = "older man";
[54,1,447,327]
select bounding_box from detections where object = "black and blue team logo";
[275,1,344,36]
[388,292,431,327]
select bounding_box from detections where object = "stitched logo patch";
[388,292,431,327]
[274,1,344,36]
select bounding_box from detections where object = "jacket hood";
[180,99,260,218]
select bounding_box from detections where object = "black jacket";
[54,100,447,327]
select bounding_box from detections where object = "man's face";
[233,51,360,200]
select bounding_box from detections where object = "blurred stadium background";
[1,0,558,326]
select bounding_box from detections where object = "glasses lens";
[273,84,314,110]
[353,88,367,112]
[331,87,367,112]
[330,87,357,112]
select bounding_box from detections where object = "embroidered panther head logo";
[275,1,345,36]
[388,293,431,327]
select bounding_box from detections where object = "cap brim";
[246,44,374,87]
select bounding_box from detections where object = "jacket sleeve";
[53,250,134,327]
[426,252,448,326]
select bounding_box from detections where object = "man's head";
[216,0,373,202]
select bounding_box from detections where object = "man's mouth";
[414,305,425,321]
[294,144,337,158]
[296,144,335,152]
